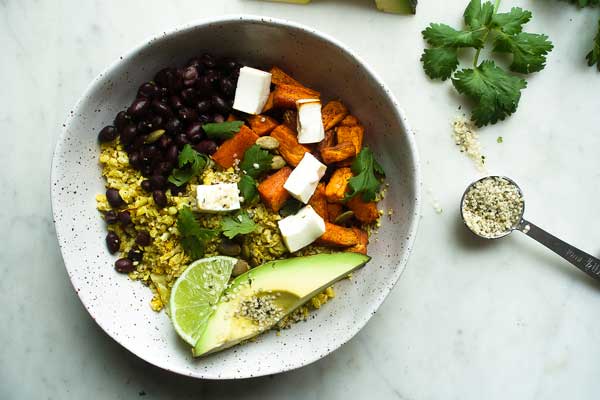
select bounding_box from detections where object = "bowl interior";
[51,17,420,379]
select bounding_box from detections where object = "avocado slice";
[375,0,418,14]
[193,252,370,357]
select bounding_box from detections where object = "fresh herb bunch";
[221,211,257,239]
[565,0,600,69]
[421,0,553,127]
[177,206,218,260]
[345,147,385,202]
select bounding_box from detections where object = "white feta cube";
[277,205,326,252]
[283,153,327,204]
[296,99,325,144]
[195,183,241,213]
[232,67,272,115]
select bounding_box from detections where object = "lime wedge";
[169,256,237,346]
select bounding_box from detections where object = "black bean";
[185,122,204,140]
[217,238,241,256]
[178,107,198,123]
[137,119,153,134]
[128,248,144,262]
[104,210,118,224]
[201,53,217,68]
[222,59,240,71]
[153,190,167,207]
[114,111,131,132]
[115,258,134,273]
[158,134,173,149]
[141,164,152,177]
[166,144,179,162]
[194,140,217,155]
[164,117,182,134]
[151,98,172,117]
[175,133,190,147]
[181,87,197,106]
[169,95,184,110]
[167,70,184,93]
[120,124,137,144]
[98,125,118,142]
[150,175,167,189]
[156,86,169,99]
[219,77,235,97]
[138,82,159,98]
[167,182,185,196]
[186,57,202,69]
[106,188,124,208]
[141,180,152,192]
[154,68,172,88]
[155,161,173,176]
[128,151,141,168]
[198,113,211,124]
[131,135,146,151]
[142,144,159,161]
[197,70,219,91]
[118,210,132,226]
[128,97,150,119]
[182,66,198,83]
[211,95,230,113]
[196,99,212,114]
[213,114,225,123]
[135,231,151,246]
[105,232,121,254]
[149,115,164,129]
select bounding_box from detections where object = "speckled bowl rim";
[50,15,422,380]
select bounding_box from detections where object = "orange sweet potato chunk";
[325,167,353,203]
[211,125,258,169]
[317,129,336,155]
[320,142,356,164]
[258,167,292,212]
[347,196,380,224]
[327,203,343,222]
[346,228,368,255]
[270,66,305,87]
[262,91,275,113]
[339,115,360,127]
[270,125,310,167]
[247,115,279,136]
[322,101,349,131]
[336,125,364,155]
[272,84,320,109]
[318,222,359,247]
[308,183,328,220]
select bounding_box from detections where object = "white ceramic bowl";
[51,16,421,379]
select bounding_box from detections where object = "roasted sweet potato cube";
[282,110,298,132]
[270,124,311,167]
[247,115,279,136]
[322,101,349,131]
[258,167,292,212]
[346,228,368,255]
[336,125,364,155]
[347,196,380,224]
[273,84,320,109]
[308,183,328,220]
[226,114,238,122]
[327,203,343,222]
[317,129,336,155]
[318,222,359,247]
[320,142,356,164]
[270,66,305,87]
[339,115,360,127]
[211,125,259,169]
[325,167,353,203]
[262,91,275,113]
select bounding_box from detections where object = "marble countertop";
[2,0,600,398]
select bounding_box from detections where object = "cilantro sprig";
[239,145,273,178]
[421,0,553,126]
[221,211,257,239]
[203,121,244,140]
[177,206,218,260]
[344,147,385,202]
[237,174,259,205]
[587,20,600,70]
[168,145,208,187]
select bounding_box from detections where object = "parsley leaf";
[168,145,208,187]
[345,147,385,202]
[587,19,600,70]
[177,206,218,260]
[239,145,273,178]
[238,174,258,204]
[452,60,527,127]
[203,121,244,140]
[493,32,553,73]
[221,211,257,239]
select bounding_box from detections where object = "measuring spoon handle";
[517,219,600,281]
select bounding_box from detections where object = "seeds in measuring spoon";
[462,177,524,238]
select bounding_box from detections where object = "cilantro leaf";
[279,198,303,217]
[345,147,385,202]
[452,61,527,127]
[177,206,218,260]
[422,23,485,48]
[491,7,531,35]
[421,47,459,80]
[239,145,273,178]
[168,145,208,187]
[493,32,553,73]
[203,121,244,140]
[464,0,494,30]
[221,211,257,239]
[587,19,600,70]
[238,174,258,204]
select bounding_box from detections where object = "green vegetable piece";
[375,0,417,14]
[237,174,258,205]
[168,145,208,187]
[452,61,527,127]
[493,32,553,74]
[145,129,165,143]
[177,206,218,260]
[239,145,273,178]
[587,19,600,70]
[345,147,385,202]
[221,211,257,239]
[203,121,244,140]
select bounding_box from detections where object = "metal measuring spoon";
[461,176,600,281]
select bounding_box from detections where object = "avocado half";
[193,252,370,357]
[375,0,417,14]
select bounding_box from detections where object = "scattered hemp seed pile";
[462,177,524,238]
[453,116,487,172]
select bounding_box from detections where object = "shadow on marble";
[243,0,407,14]
[452,209,496,251]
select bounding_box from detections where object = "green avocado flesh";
[193,252,370,357]
[375,0,418,14]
